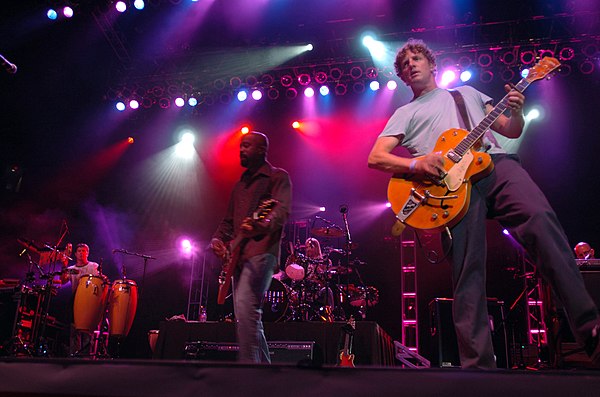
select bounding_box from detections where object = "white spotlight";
[525,108,540,121]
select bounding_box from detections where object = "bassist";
[367,39,600,369]
[210,131,292,363]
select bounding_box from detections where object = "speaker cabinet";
[429,298,509,368]
[183,341,316,364]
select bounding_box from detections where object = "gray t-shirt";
[65,262,100,293]
[379,86,506,157]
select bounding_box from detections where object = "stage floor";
[1,357,600,397]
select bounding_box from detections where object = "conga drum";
[73,275,109,332]
[148,330,159,353]
[108,279,138,337]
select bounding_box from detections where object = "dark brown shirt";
[213,161,292,266]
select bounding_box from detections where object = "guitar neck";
[454,78,530,157]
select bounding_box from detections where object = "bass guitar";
[387,57,560,232]
[217,198,279,305]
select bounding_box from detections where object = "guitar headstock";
[526,56,561,82]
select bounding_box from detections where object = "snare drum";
[108,279,138,337]
[262,278,293,322]
[73,275,109,332]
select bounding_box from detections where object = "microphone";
[339,204,348,214]
[112,248,127,254]
[0,54,17,74]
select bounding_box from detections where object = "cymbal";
[344,242,359,251]
[311,227,344,238]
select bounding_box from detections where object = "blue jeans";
[233,253,276,363]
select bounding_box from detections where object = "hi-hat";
[311,227,344,238]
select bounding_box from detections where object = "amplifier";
[184,341,316,364]
[429,298,509,368]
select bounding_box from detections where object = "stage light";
[501,69,515,82]
[142,97,153,108]
[63,6,74,18]
[458,55,473,69]
[181,239,192,255]
[292,121,300,129]
[229,77,242,89]
[500,49,516,66]
[477,53,493,68]
[115,1,127,12]
[285,88,297,99]
[557,64,572,77]
[385,202,392,208]
[305,44,314,51]
[538,49,555,59]
[127,137,134,144]
[246,75,258,87]
[520,51,535,65]
[440,70,456,87]
[298,73,311,86]
[352,82,365,93]
[129,99,139,109]
[521,68,529,78]
[280,75,293,87]
[261,74,274,86]
[502,229,510,236]
[188,97,198,107]
[319,207,326,212]
[251,90,262,101]
[369,81,380,91]
[219,93,232,104]
[237,90,248,102]
[350,66,363,80]
[315,71,328,84]
[174,97,185,107]
[152,86,164,97]
[362,34,386,60]
[213,79,226,90]
[159,98,170,109]
[580,60,595,75]
[116,102,126,111]
[386,80,397,90]
[47,9,58,20]
[304,87,315,98]
[175,132,196,159]
[558,47,575,61]
[329,68,343,81]
[582,43,599,58]
[480,70,494,84]
[133,0,145,10]
[440,57,456,70]
[267,88,279,100]
[525,108,540,121]
[319,86,330,96]
[460,70,472,82]
[334,84,347,96]
[365,67,378,79]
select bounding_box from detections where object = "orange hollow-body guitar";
[387,57,560,232]
[217,198,278,305]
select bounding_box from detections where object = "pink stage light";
[174,97,185,107]
[63,6,74,18]
[386,80,397,90]
[115,1,127,13]
[129,99,139,109]
[304,87,315,98]
[251,90,262,101]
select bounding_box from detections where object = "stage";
[1,357,600,397]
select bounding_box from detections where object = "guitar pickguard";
[444,150,473,191]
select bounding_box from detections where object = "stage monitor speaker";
[184,341,316,364]
[429,298,509,368]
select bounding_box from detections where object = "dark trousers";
[445,154,598,369]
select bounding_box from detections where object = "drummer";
[60,243,100,356]
[304,238,329,279]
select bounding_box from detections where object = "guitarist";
[210,131,292,363]
[367,39,600,369]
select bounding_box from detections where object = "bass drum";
[262,278,293,322]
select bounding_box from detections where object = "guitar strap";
[448,89,472,131]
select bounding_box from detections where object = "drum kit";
[264,225,379,323]
[4,238,140,358]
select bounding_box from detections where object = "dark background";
[0,1,598,360]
